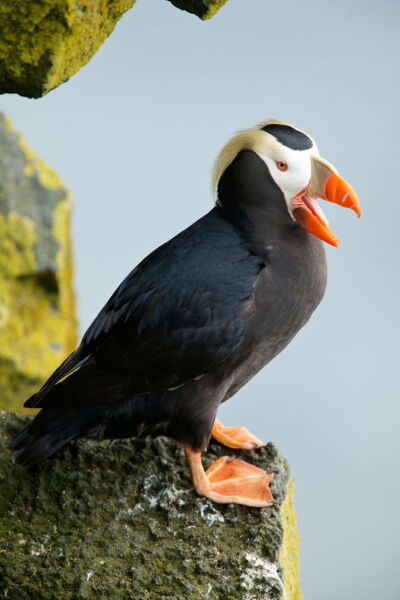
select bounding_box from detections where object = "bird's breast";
[221,234,327,401]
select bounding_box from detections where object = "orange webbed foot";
[185,448,274,508]
[211,419,266,450]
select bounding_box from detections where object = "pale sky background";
[1,0,399,598]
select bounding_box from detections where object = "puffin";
[11,120,360,508]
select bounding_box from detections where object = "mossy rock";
[0,115,77,413]
[0,1,136,98]
[0,411,302,599]
[166,0,228,20]
[0,0,228,98]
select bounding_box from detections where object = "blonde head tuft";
[212,120,312,206]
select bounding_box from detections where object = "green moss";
[0,360,42,413]
[0,115,66,273]
[279,478,303,600]
[0,114,77,413]
[166,0,228,19]
[0,212,37,278]
[0,1,231,97]
[0,1,136,98]
[0,411,301,599]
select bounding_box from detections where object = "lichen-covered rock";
[0,411,302,599]
[0,1,136,98]
[0,115,77,413]
[0,0,229,98]
[166,0,228,20]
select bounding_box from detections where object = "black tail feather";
[24,350,93,408]
[25,361,129,410]
[11,408,88,467]
[11,433,76,467]
[11,393,166,467]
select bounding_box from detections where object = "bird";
[11,119,360,508]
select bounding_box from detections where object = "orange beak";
[292,156,361,247]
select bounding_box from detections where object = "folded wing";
[26,218,263,409]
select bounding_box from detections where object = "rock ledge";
[0,411,302,599]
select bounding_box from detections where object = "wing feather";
[27,211,263,409]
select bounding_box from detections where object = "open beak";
[291,156,361,247]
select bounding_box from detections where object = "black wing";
[26,211,263,408]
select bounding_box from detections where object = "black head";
[260,123,313,151]
[212,119,360,247]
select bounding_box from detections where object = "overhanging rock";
[0,411,302,599]
[0,115,77,413]
[0,1,137,98]
[166,0,229,20]
[0,0,229,98]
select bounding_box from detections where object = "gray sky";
[2,0,399,598]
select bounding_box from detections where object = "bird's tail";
[10,407,104,467]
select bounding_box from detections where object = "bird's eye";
[276,161,288,172]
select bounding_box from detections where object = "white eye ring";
[276,161,288,172]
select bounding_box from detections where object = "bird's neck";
[216,150,297,254]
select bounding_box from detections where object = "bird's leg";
[184,447,274,507]
[211,418,266,450]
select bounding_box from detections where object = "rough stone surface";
[166,0,228,20]
[0,0,229,98]
[0,411,302,599]
[0,115,77,413]
[0,1,136,98]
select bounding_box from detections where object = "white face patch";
[212,119,328,219]
[256,146,317,219]
[212,120,320,216]
[212,120,358,248]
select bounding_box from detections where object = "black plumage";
[12,149,327,470]
[260,123,313,150]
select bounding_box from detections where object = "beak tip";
[326,236,339,248]
[330,235,340,248]
[324,173,361,219]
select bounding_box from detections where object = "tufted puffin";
[11,120,360,507]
